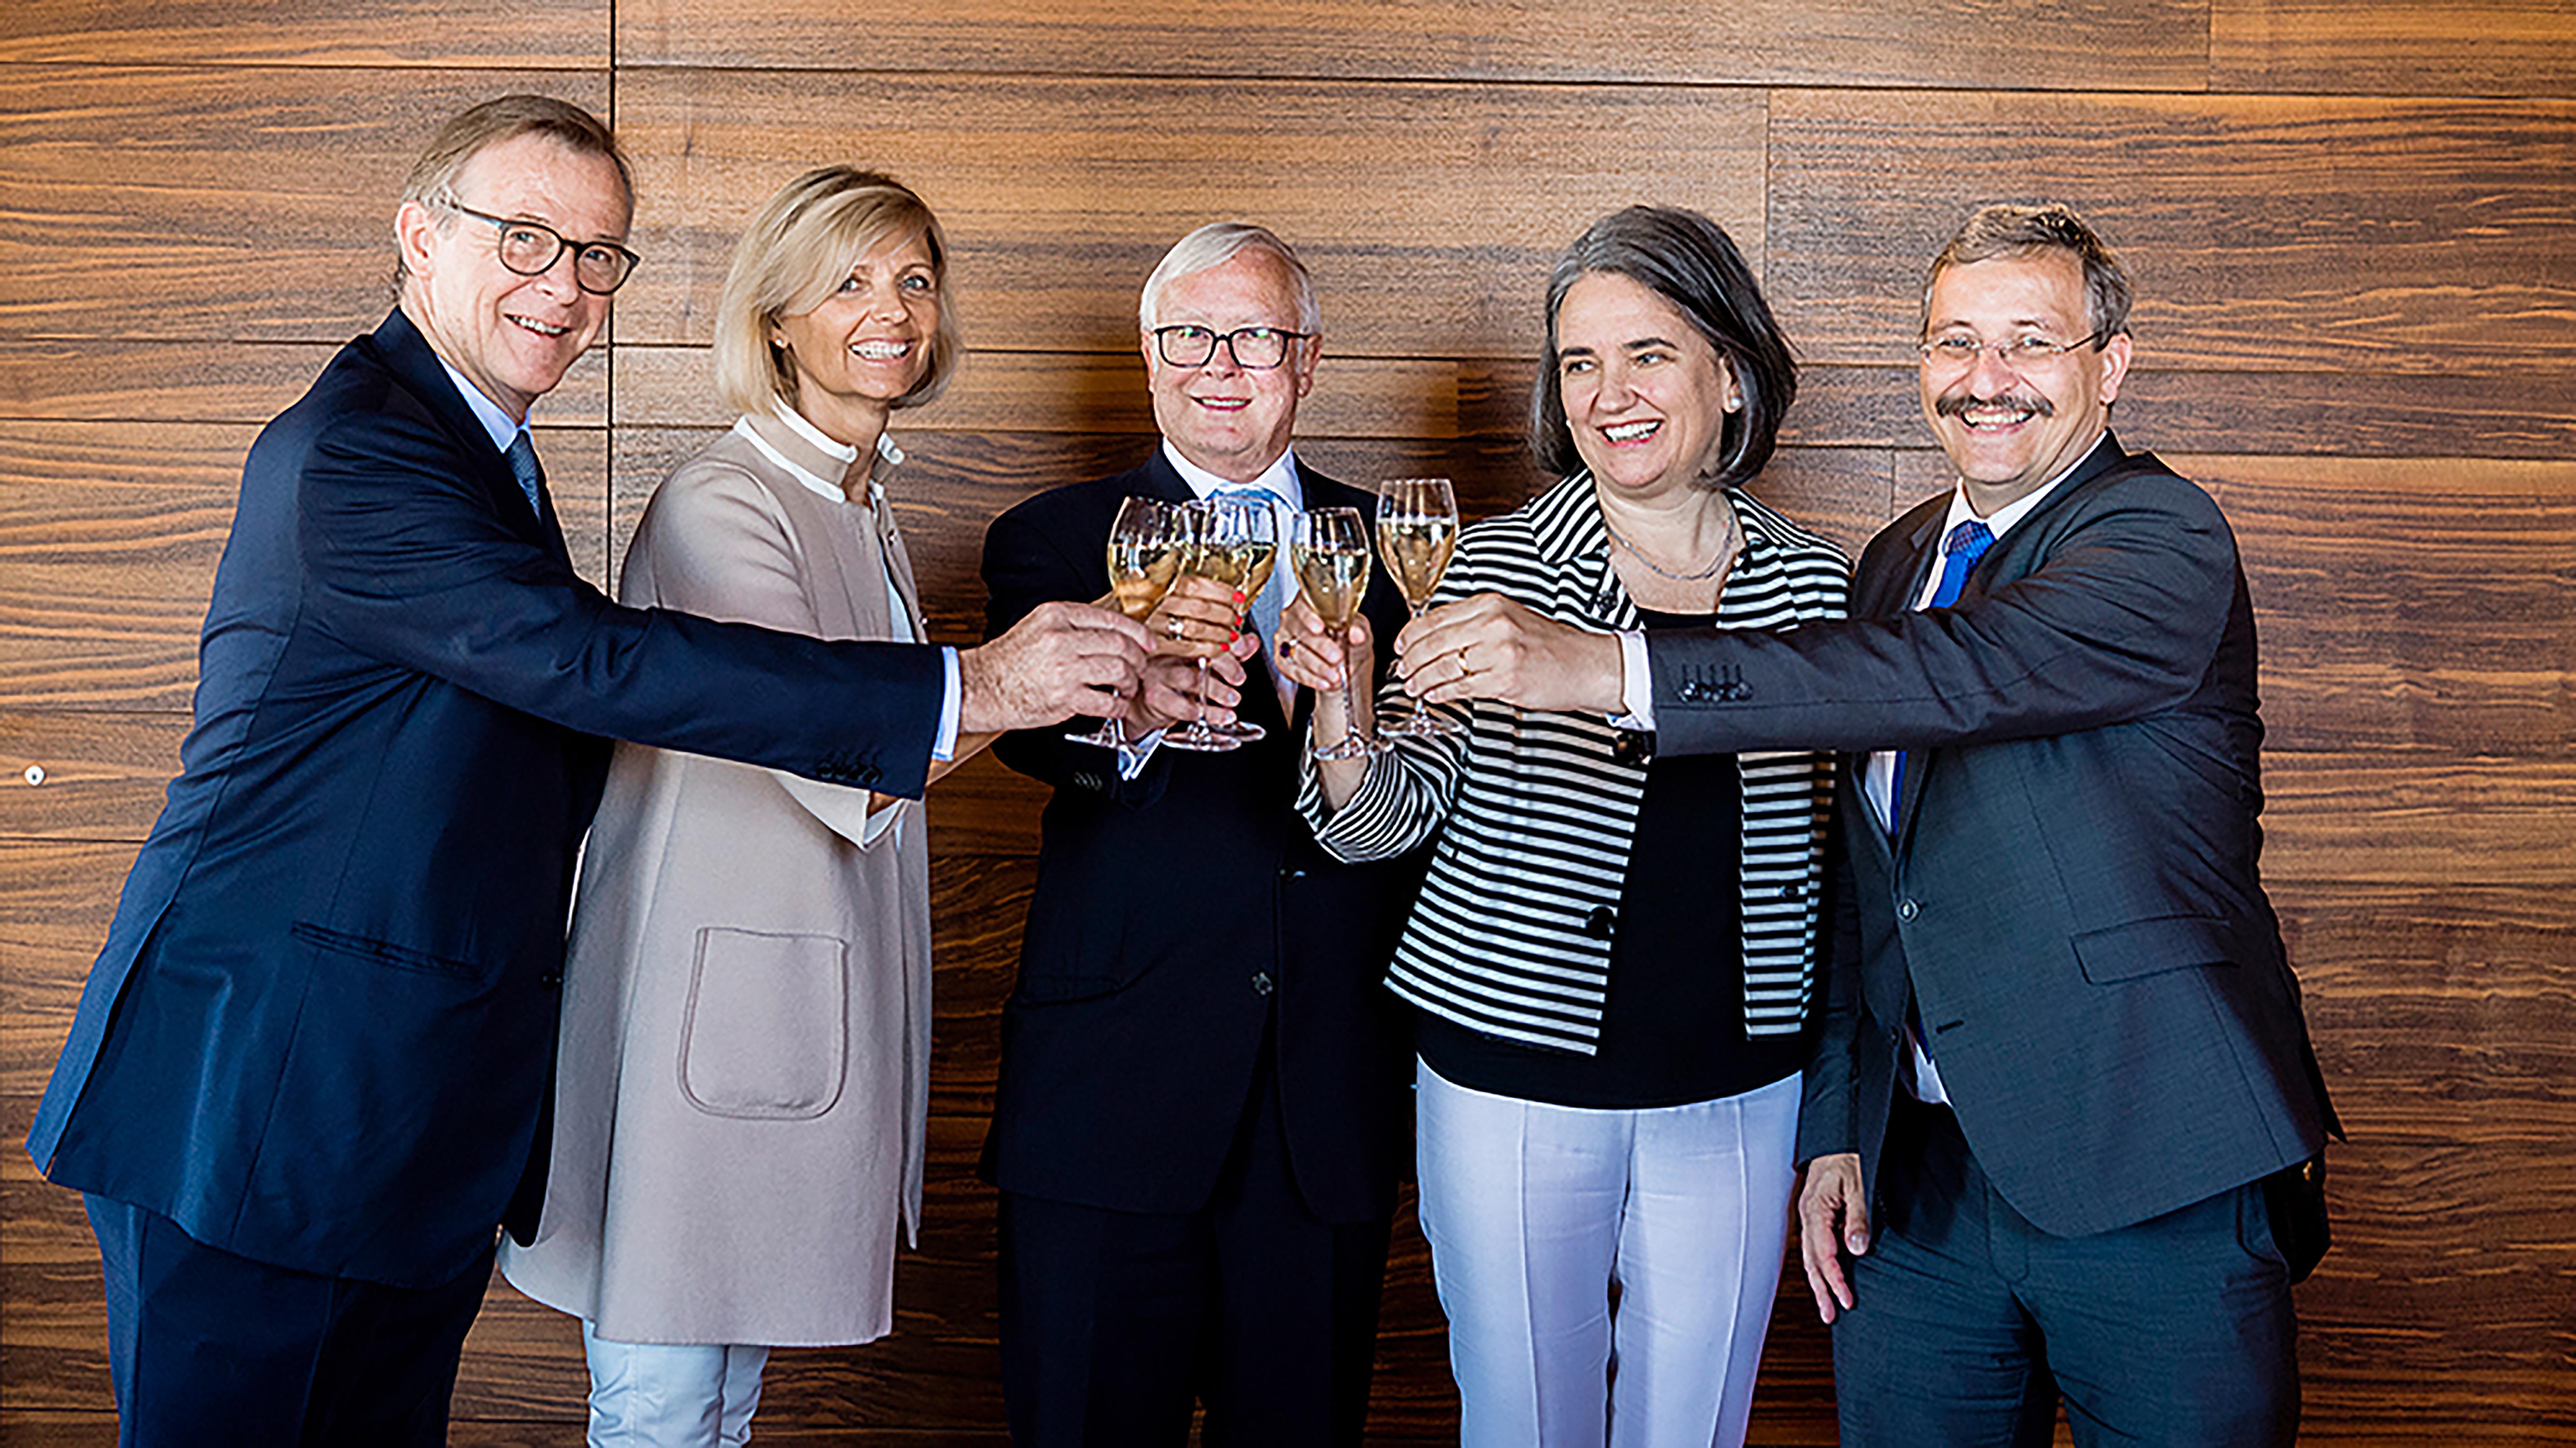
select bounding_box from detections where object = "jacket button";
[1897,898,1920,922]
[1250,972,1274,997]
[538,972,563,989]
[1612,730,1653,766]
[1583,905,1617,940]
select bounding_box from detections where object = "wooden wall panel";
[0,66,610,341]
[2211,0,2576,96]
[611,69,1767,361]
[1764,90,2576,376]
[6,0,2574,1442]
[0,0,607,67]
[618,0,2207,90]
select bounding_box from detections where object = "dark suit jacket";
[980,453,1426,1225]
[1648,434,2334,1237]
[27,308,946,1289]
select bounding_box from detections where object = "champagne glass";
[1066,496,1184,748]
[1163,496,1269,752]
[1293,506,1381,760]
[1374,476,1464,738]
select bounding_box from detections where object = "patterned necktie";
[1216,486,1293,711]
[504,431,544,516]
[1890,519,1996,831]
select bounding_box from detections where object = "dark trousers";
[86,1195,495,1448]
[1832,1097,2299,1448]
[997,1047,1392,1448]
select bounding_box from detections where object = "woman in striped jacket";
[1279,207,1849,1447]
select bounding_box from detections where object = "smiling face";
[1919,250,2131,514]
[1553,270,1740,502]
[769,230,940,447]
[1142,249,1316,483]
[395,132,630,422]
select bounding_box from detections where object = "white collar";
[1159,439,1304,510]
[734,405,904,503]
[435,355,525,456]
[1943,428,2110,543]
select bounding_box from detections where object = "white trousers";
[1415,1060,1802,1448]
[581,1321,770,1448]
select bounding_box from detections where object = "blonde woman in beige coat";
[500,167,979,1448]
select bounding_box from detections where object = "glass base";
[1381,711,1464,739]
[1065,718,1128,749]
[1162,718,1265,752]
[1310,732,1388,761]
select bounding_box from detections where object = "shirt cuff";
[1610,628,1656,732]
[932,646,961,763]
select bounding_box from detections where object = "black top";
[1416,606,1809,1109]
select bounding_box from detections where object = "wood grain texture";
[610,68,1766,361]
[1764,90,2576,376]
[2212,0,2576,96]
[0,66,609,341]
[0,420,611,712]
[0,340,609,427]
[616,0,2208,90]
[0,0,607,67]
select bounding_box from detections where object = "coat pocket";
[2069,913,2243,984]
[678,928,848,1119]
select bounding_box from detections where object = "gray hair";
[1137,222,1322,335]
[1923,202,2132,342]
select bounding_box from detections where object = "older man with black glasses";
[978,222,1428,1447]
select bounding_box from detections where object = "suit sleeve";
[297,408,944,798]
[1797,824,1867,1164]
[627,464,899,846]
[1649,473,2236,758]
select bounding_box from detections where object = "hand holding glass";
[1292,507,1381,760]
[1374,477,1463,738]
[1067,496,1185,749]
[1163,497,1272,752]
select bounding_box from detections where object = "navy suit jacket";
[28,309,946,1288]
[1648,435,2334,1237]
[979,453,1427,1225]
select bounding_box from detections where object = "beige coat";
[499,411,932,1346]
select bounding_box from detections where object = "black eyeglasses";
[1151,324,1310,371]
[439,198,640,295]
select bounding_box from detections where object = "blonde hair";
[712,167,961,419]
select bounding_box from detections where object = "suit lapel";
[372,308,572,564]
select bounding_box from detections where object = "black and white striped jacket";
[1301,473,1850,1054]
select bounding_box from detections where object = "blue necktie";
[505,431,544,516]
[1216,487,1287,647]
[1889,520,1995,831]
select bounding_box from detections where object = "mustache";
[1935,389,2056,419]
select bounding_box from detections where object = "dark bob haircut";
[1528,206,1796,489]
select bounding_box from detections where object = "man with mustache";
[1391,203,2336,1446]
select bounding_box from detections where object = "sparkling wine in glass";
[1163,496,1269,752]
[1293,506,1381,761]
[1374,476,1464,738]
[1068,496,1184,749]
